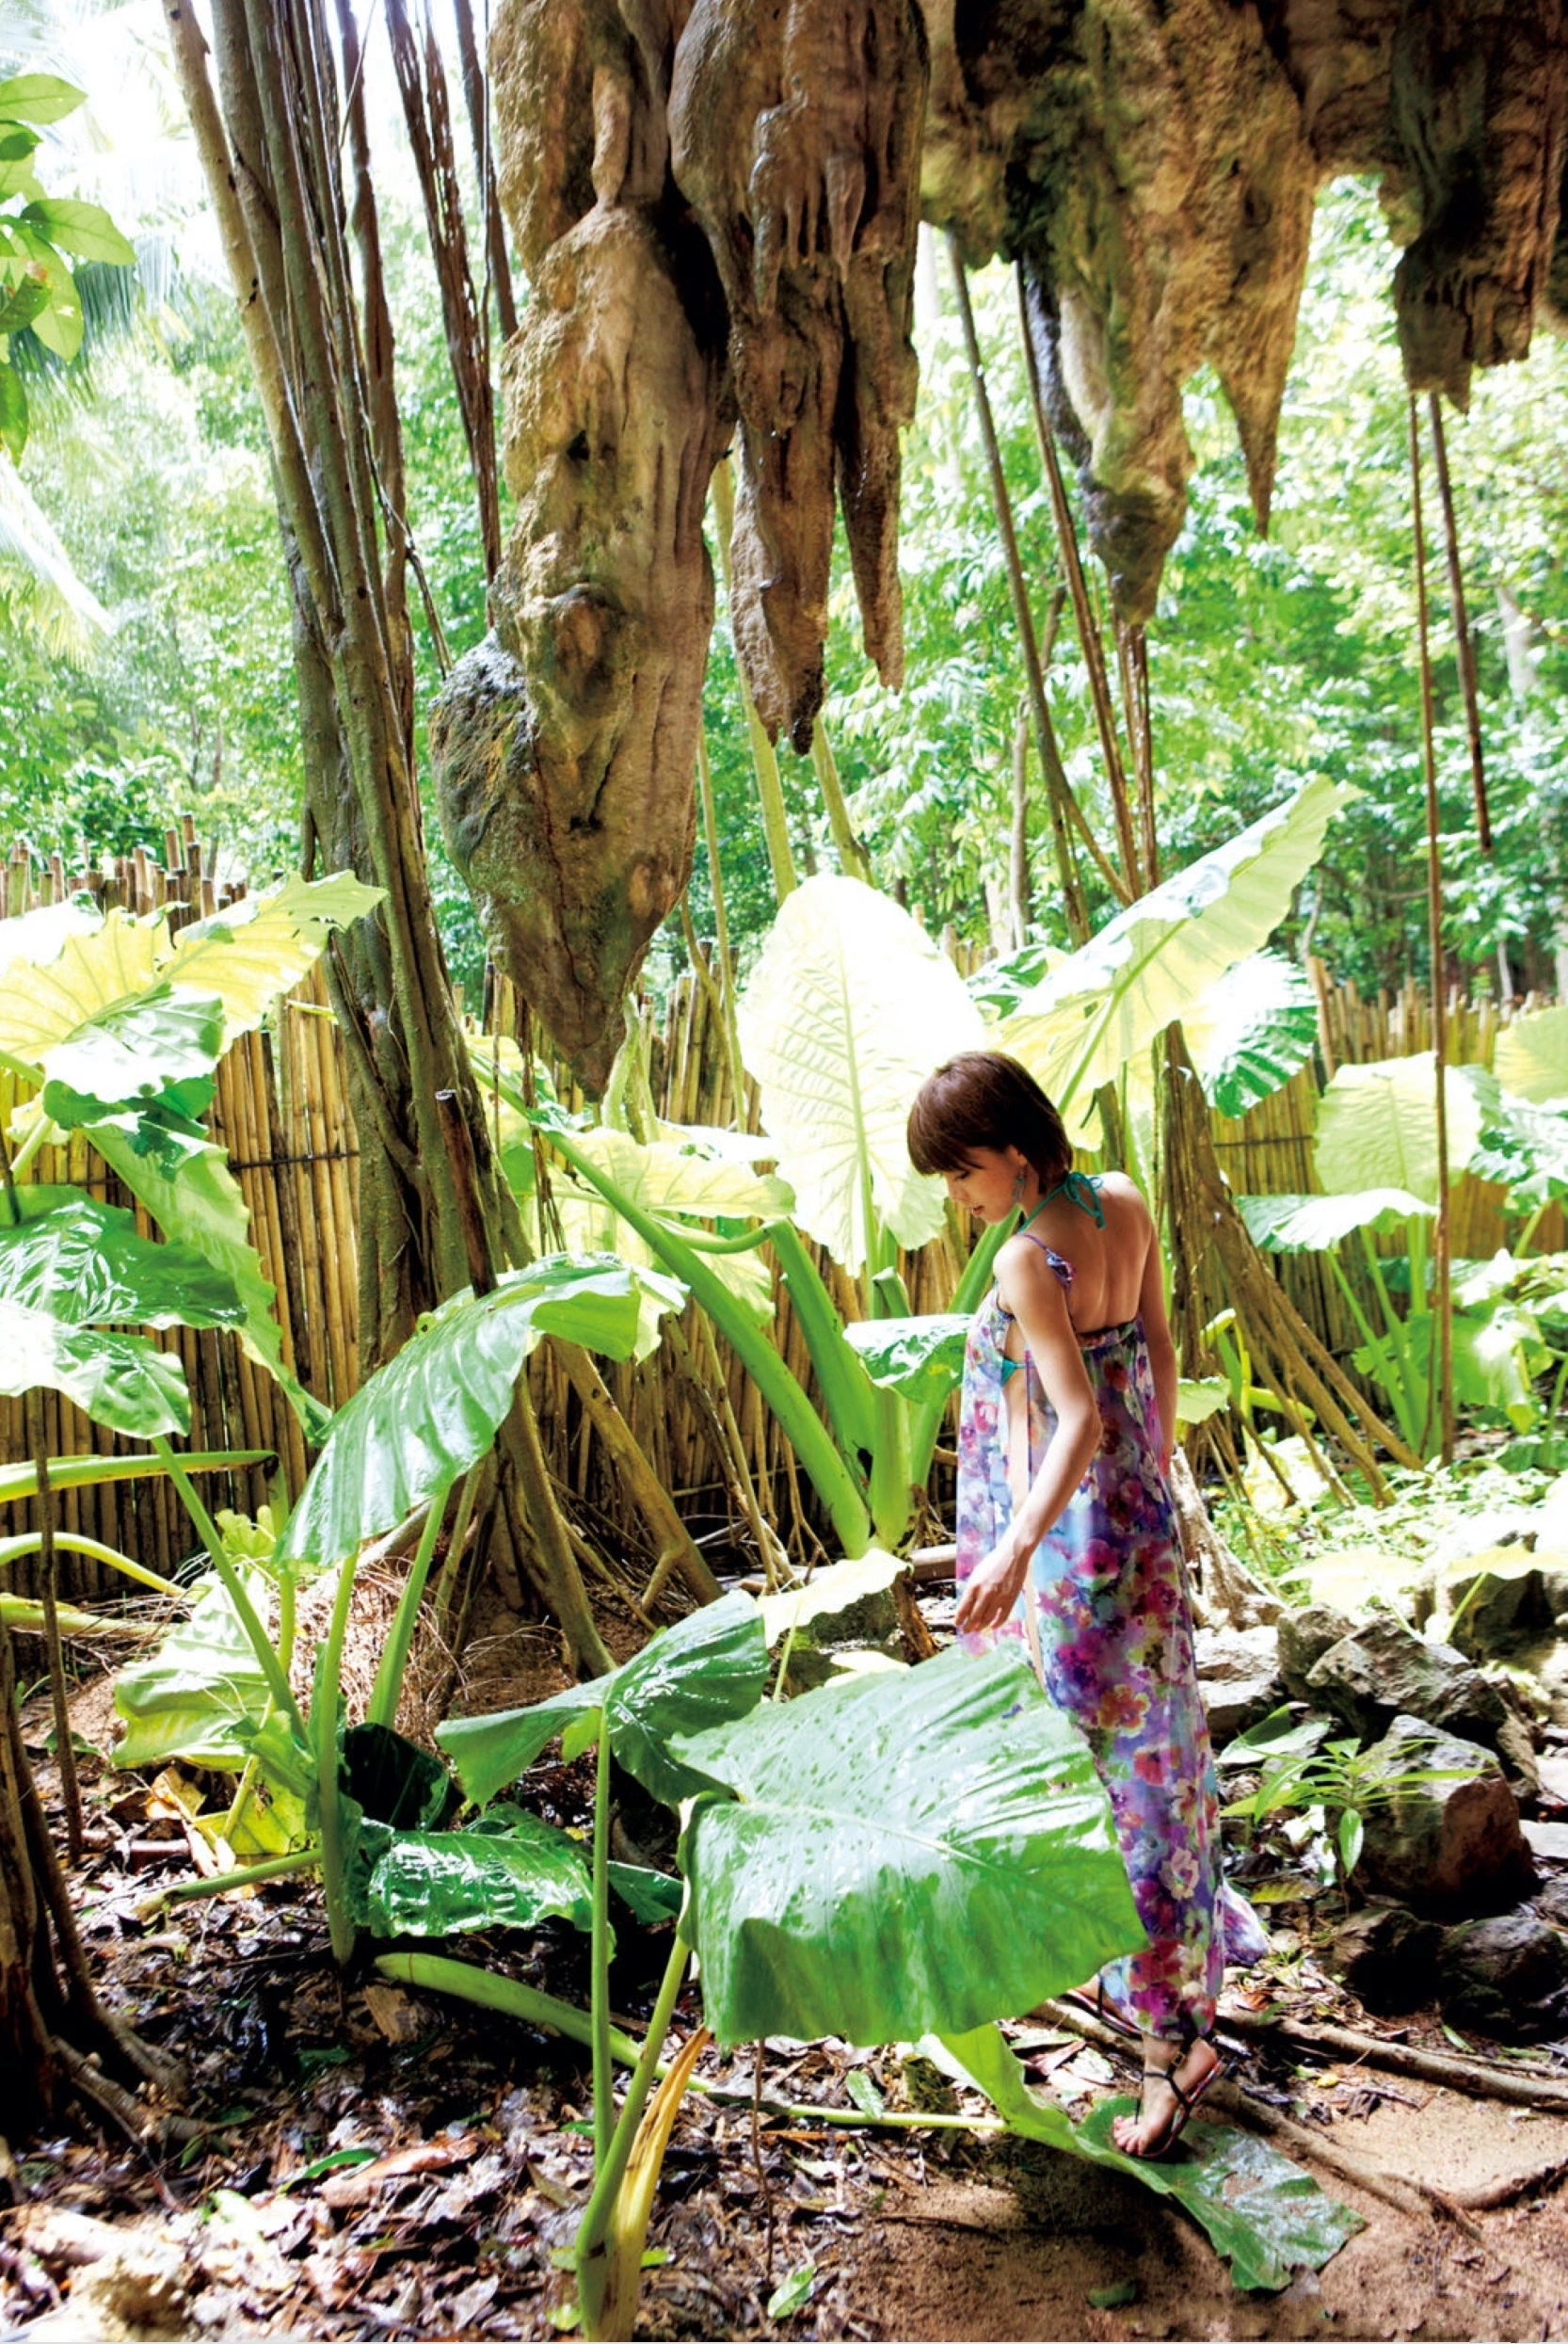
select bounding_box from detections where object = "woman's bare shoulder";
[1096,1170,1151,1218]
[996,1226,1075,1314]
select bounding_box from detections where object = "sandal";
[1115,2039,1227,2159]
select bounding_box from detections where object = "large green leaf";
[37,986,224,1136]
[754,1549,907,1648]
[548,1126,783,1330]
[0,1298,189,1437]
[361,1805,595,1939]
[0,873,381,1067]
[1313,1054,1484,1206]
[0,1187,245,1330]
[164,874,385,1036]
[1389,1305,1550,1430]
[438,1589,770,1810]
[842,1311,969,1405]
[114,1567,273,1772]
[1239,1188,1432,1252]
[1469,1086,1568,1210]
[1000,776,1352,1115]
[1181,952,1320,1120]
[92,1122,328,1442]
[0,73,88,125]
[736,875,985,1272]
[939,2025,1361,2294]
[1495,1005,1568,1104]
[674,1644,1144,2047]
[0,905,164,1066]
[276,1254,677,1573]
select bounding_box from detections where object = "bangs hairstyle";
[907,1052,1073,1187]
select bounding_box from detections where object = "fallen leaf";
[768,2263,816,2319]
[321,2137,475,2210]
[360,1983,422,2045]
[446,2275,500,2330]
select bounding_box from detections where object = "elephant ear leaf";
[0,1299,189,1437]
[674,1644,1144,2047]
[438,1590,769,1810]
[1239,1189,1432,1252]
[360,1806,595,1941]
[1495,1004,1568,1105]
[843,1313,970,1405]
[737,875,985,1273]
[1313,1054,1483,1206]
[275,1255,676,1575]
[938,2024,1362,2293]
[1179,952,1320,1120]
[164,873,384,1034]
[0,1186,246,1329]
[602,1591,770,1805]
[39,986,226,1164]
[114,1566,275,1772]
[89,1121,329,1443]
[1001,775,1352,1115]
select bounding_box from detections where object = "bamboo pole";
[946,236,1105,940]
[1015,265,1140,900]
[1409,394,1455,1466]
[1427,393,1492,854]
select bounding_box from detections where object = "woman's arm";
[955,1244,1100,1635]
[1138,1219,1177,1476]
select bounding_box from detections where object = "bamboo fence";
[0,830,357,1597]
[0,827,1560,1599]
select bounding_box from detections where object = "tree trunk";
[165,0,613,1674]
[0,1620,56,2127]
[0,1621,182,2136]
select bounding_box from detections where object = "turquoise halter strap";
[1031,1170,1105,1228]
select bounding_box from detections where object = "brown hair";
[906,1051,1073,1187]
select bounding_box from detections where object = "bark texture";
[440,0,1566,1068]
[434,0,925,1079]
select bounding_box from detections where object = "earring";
[1010,1165,1027,1206]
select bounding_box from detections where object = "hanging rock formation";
[433,0,1568,1077]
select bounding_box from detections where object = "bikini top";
[997,1174,1104,1382]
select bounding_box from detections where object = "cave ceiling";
[431,0,1568,1083]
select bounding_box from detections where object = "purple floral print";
[955,1242,1267,2041]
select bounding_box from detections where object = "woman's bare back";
[998,1170,1154,1352]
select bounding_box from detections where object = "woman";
[907,1050,1265,2157]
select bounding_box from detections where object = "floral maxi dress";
[954,1232,1267,2042]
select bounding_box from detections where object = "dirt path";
[847,2095,1568,2342]
[8,1666,1568,2341]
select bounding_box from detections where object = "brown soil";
[7,1638,1568,2344]
[848,2099,1568,2343]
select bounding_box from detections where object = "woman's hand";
[955,1533,1030,1635]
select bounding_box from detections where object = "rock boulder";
[1306,1615,1510,1748]
[1438,1906,1568,2042]
[1195,1625,1284,1742]
[1277,1605,1354,1703]
[1329,1902,1443,2015]
[1356,1715,1536,1919]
